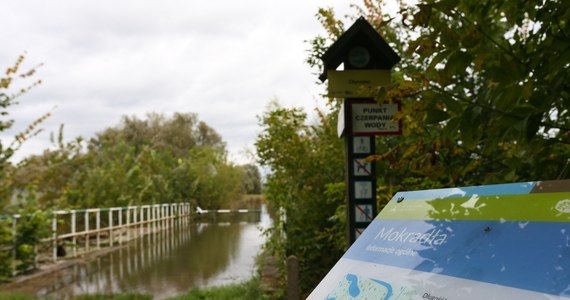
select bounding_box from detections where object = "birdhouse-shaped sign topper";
[319,17,400,82]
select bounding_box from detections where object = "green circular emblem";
[348,46,370,68]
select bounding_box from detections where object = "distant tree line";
[0,56,262,280]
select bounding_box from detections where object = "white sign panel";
[351,102,401,135]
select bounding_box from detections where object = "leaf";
[440,95,463,114]
[425,109,451,124]
[459,107,481,149]
[412,4,433,27]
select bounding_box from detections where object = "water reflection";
[31,206,269,300]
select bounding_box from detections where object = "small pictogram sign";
[355,204,374,222]
[353,136,371,154]
[354,159,371,176]
[354,181,372,199]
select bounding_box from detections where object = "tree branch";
[428,83,570,133]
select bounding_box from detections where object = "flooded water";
[17,206,270,299]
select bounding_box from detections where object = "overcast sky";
[0,1,366,164]
[0,0,372,163]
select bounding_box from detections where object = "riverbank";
[0,280,263,300]
[0,244,128,295]
[1,204,272,299]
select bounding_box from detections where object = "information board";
[309,180,570,300]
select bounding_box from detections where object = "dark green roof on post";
[319,17,401,82]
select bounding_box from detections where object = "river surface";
[18,206,270,299]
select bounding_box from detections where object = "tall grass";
[168,278,269,300]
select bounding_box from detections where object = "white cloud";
[1,0,359,164]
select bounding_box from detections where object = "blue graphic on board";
[326,273,393,300]
[309,180,570,299]
[344,219,570,297]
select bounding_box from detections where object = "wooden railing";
[2,203,191,275]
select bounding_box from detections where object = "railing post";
[155,205,159,231]
[151,205,155,234]
[171,204,174,227]
[140,206,144,237]
[126,207,131,241]
[157,204,161,231]
[109,209,114,247]
[156,205,161,231]
[72,210,77,257]
[147,206,151,235]
[163,205,167,229]
[52,213,58,262]
[132,207,137,239]
[85,210,90,251]
[118,208,123,245]
[96,209,101,249]
[166,203,172,228]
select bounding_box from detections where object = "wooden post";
[287,255,300,300]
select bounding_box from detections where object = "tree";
[239,164,262,195]
[310,0,569,191]
[0,55,48,169]
[396,0,570,184]
[0,55,51,279]
[259,0,570,295]
[11,112,242,210]
[256,102,346,294]
[1,55,50,210]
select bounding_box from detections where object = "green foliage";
[0,292,35,300]
[0,218,13,281]
[168,278,267,300]
[259,0,570,296]
[1,55,50,210]
[256,102,346,294]
[13,208,49,272]
[0,57,253,281]
[0,208,50,280]
[0,55,52,280]
[72,293,152,300]
[309,0,570,191]
[239,164,262,195]
[8,112,244,211]
[394,0,570,184]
